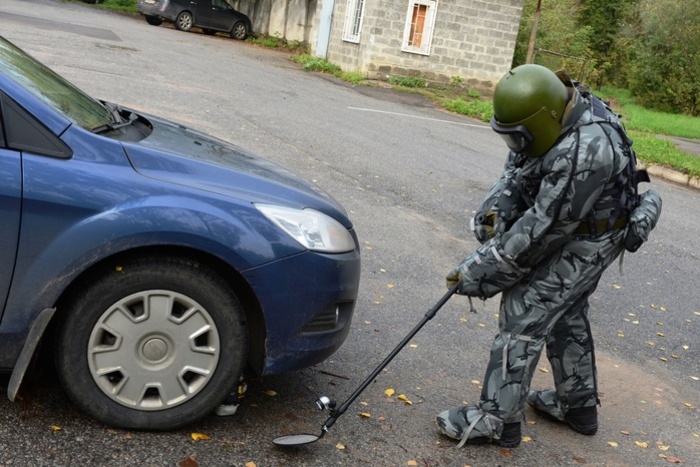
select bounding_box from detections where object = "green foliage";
[441,98,493,122]
[450,75,464,87]
[339,71,365,85]
[515,0,700,117]
[628,0,700,116]
[92,0,137,13]
[386,76,426,88]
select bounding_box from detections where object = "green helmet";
[490,64,569,157]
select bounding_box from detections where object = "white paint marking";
[348,107,490,129]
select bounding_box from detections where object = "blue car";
[0,35,360,430]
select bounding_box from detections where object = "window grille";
[342,0,366,43]
[402,0,437,55]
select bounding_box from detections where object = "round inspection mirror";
[272,434,320,446]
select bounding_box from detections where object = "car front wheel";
[55,256,247,430]
[230,21,249,40]
[175,11,194,31]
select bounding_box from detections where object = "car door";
[0,94,24,320]
[199,0,235,31]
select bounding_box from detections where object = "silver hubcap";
[88,290,220,410]
[179,15,192,30]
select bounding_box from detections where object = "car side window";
[0,92,72,158]
[211,0,229,9]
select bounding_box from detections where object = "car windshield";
[0,36,114,130]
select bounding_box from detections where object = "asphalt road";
[1,1,699,466]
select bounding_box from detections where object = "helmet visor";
[489,115,534,153]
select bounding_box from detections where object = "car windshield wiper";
[91,108,138,134]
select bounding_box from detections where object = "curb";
[639,162,700,190]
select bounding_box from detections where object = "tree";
[575,0,639,87]
[629,0,700,116]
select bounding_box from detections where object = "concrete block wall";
[326,0,524,90]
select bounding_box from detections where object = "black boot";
[564,406,598,435]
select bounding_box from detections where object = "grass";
[86,0,138,14]
[598,87,700,139]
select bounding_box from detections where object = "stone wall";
[326,0,524,91]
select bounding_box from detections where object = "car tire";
[145,16,163,26]
[54,256,248,430]
[230,21,249,40]
[175,11,194,32]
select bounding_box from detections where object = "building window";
[342,0,366,43]
[402,0,437,55]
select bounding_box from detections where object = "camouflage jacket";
[458,88,632,298]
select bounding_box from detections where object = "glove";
[446,242,530,299]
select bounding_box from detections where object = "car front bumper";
[243,241,361,376]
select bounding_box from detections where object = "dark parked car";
[138,0,252,40]
[0,35,360,430]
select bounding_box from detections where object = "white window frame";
[342,0,366,43]
[401,0,438,56]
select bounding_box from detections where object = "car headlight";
[255,204,356,253]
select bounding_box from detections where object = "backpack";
[577,85,661,251]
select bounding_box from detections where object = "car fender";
[0,196,303,368]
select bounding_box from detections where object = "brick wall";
[326,0,524,91]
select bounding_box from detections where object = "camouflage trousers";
[477,229,625,423]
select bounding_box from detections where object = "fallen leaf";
[336,443,345,450]
[178,455,199,467]
[397,394,413,405]
[683,345,690,350]
[635,440,649,448]
[538,367,549,373]
[683,402,694,408]
[407,461,418,466]
[359,412,371,418]
[671,355,680,359]
[658,445,671,451]
[660,357,668,362]
[657,332,666,337]
[620,430,630,435]
[613,284,621,289]
[521,436,533,442]
[607,441,619,447]
[191,433,211,441]
[409,344,418,348]
[470,380,481,385]
[691,376,699,381]
[51,425,61,432]
[385,388,395,397]
[245,463,256,467]
[265,390,278,397]
[665,457,683,464]
[387,284,394,288]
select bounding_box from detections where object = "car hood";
[122,114,352,227]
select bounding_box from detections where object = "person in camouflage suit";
[436,64,661,448]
